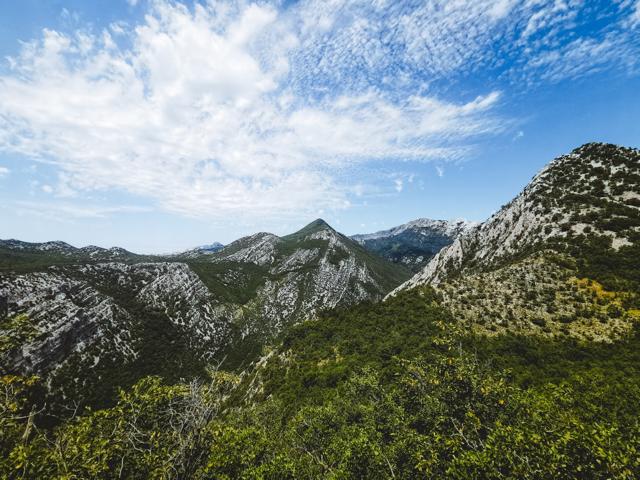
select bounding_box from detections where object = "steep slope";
[187,219,411,363]
[0,262,234,407]
[0,219,410,405]
[393,143,640,340]
[352,218,474,271]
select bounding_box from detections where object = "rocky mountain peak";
[308,218,332,230]
[283,218,337,242]
[385,143,640,343]
[394,142,640,289]
[213,232,281,266]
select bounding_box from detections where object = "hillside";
[1,144,640,479]
[393,143,640,340]
[4,285,639,478]
[187,219,411,365]
[352,219,474,271]
[0,219,409,407]
[0,239,148,271]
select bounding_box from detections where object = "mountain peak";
[283,218,335,241]
[394,142,640,289]
[307,218,332,230]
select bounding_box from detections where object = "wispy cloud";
[0,166,9,177]
[0,0,637,221]
[630,0,640,27]
[9,201,151,221]
[287,0,639,90]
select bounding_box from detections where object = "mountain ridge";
[0,218,411,406]
[351,218,475,271]
[390,142,640,341]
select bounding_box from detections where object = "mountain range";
[2,143,639,399]
[1,142,639,477]
[1,143,637,409]
[0,218,413,404]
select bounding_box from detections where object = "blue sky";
[0,0,639,253]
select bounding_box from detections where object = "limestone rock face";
[395,143,640,291]
[390,143,640,342]
[0,219,409,397]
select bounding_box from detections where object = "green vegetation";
[0,314,39,356]
[0,248,82,273]
[188,261,269,304]
[436,250,638,341]
[565,234,640,299]
[2,145,638,478]
[2,288,639,478]
[0,245,150,274]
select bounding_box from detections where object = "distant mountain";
[175,242,225,259]
[198,242,224,252]
[392,143,640,341]
[0,219,410,407]
[351,219,475,271]
[0,239,145,268]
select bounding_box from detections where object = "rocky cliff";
[0,219,409,404]
[392,143,640,341]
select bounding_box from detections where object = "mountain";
[173,242,225,259]
[190,219,411,361]
[0,239,146,270]
[198,242,225,252]
[0,219,410,407]
[392,143,640,341]
[3,145,640,479]
[351,218,475,271]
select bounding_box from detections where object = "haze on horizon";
[1,0,639,253]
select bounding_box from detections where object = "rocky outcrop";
[0,270,136,375]
[390,143,640,341]
[395,143,640,291]
[1,219,409,393]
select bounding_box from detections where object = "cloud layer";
[0,0,638,220]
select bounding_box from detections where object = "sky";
[0,0,639,253]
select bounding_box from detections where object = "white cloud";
[0,0,637,221]
[630,1,640,27]
[288,0,521,87]
[0,166,9,177]
[488,0,517,20]
[287,0,640,91]
[522,33,638,83]
[12,201,151,221]
[0,1,503,220]
[394,179,403,193]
